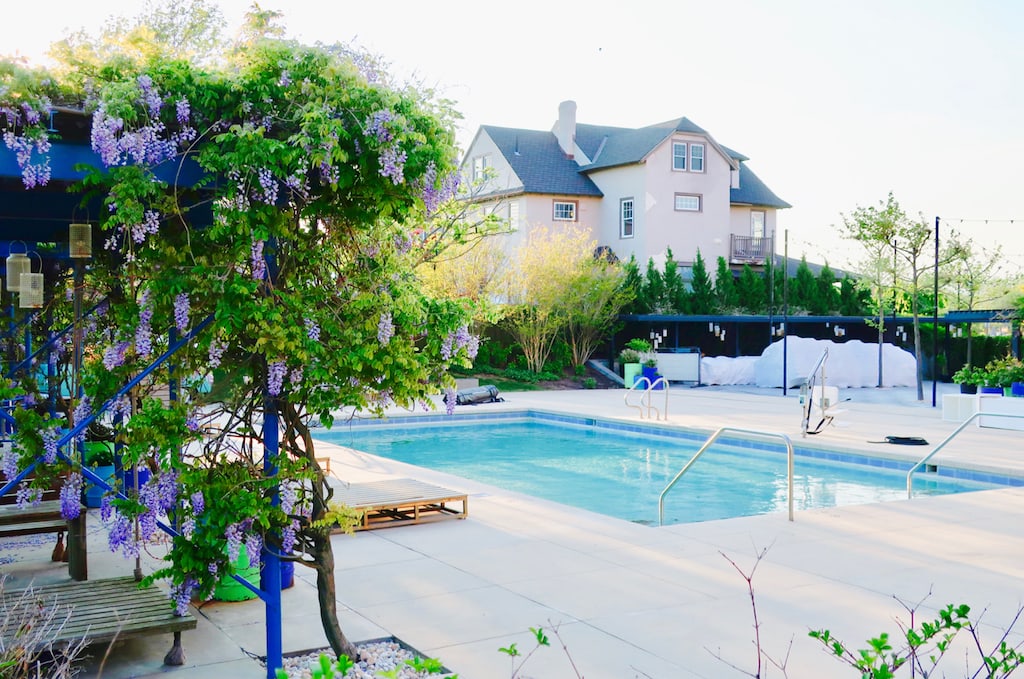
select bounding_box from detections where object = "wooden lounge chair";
[329,478,468,531]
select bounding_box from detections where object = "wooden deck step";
[329,478,468,531]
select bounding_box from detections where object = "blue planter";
[642,366,663,390]
[1012,382,1024,397]
[980,386,1003,395]
[260,557,295,591]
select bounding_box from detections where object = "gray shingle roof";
[481,126,603,197]
[731,164,791,209]
[580,117,709,171]
[476,116,788,208]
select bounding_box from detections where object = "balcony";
[730,235,774,265]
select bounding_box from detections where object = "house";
[461,101,790,276]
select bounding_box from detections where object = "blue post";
[263,394,282,678]
[263,237,283,678]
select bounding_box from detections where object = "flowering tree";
[1,27,482,661]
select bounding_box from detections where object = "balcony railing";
[730,235,774,265]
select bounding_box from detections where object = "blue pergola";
[1,108,285,676]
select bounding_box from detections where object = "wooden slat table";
[330,478,468,531]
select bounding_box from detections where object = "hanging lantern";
[19,272,44,308]
[69,223,92,258]
[6,242,29,292]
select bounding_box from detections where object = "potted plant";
[83,423,116,508]
[641,356,663,389]
[952,364,982,395]
[619,348,642,387]
[995,356,1024,397]
[980,358,1010,395]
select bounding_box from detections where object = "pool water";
[318,419,995,526]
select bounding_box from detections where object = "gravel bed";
[280,640,448,678]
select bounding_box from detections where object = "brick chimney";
[555,100,577,159]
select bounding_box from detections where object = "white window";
[689,143,705,172]
[751,210,765,237]
[553,200,577,221]
[508,202,520,231]
[672,142,687,171]
[472,155,490,181]
[674,193,701,212]
[620,198,634,238]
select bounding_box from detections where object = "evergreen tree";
[816,263,841,315]
[838,275,865,315]
[736,264,767,313]
[792,257,818,313]
[642,258,665,313]
[662,248,690,313]
[689,250,714,314]
[714,256,738,312]
[621,255,648,314]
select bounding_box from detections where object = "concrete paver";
[6,383,1023,678]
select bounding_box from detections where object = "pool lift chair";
[800,348,844,436]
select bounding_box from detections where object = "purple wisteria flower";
[190,491,204,516]
[59,473,83,520]
[185,410,200,432]
[174,292,190,333]
[3,129,52,188]
[364,110,394,143]
[268,361,286,397]
[244,533,262,568]
[41,429,58,464]
[136,290,153,358]
[131,210,161,244]
[175,98,191,125]
[251,239,267,281]
[72,396,92,445]
[208,338,225,369]
[377,312,394,346]
[304,318,320,342]
[378,145,406,185]
[137,74,163,117]
[257,168,278,204]
[170,577,197,616]
[441,325,477,361]
[0,446,17,480]
[102,341,130,370]
[107,511,139,557]
[289,367,303,386]
[444,386,456,415]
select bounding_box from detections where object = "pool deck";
[10,383,1024,678]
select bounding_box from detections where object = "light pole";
[931,216,939,408]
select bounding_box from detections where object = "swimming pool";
[316,413,1005,526]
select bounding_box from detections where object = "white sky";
[3,0,1023,271]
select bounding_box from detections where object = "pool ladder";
[907,410,1024,498]
[624,376,670,420]
[658,427,794,526]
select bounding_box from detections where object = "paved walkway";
[8,383,1024,678]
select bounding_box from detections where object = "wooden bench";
[0,576,198,665]
[0,499,69,561]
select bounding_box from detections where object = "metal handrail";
[907,410,1024,498]
[659,427,794,525]
[624,376,670,420]
[801,348,829,437]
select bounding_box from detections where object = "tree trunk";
[877,306,885,388]
[281,401,358,660]
[312,529,358,659]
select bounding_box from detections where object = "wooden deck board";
[330,478,468,531]
[0,576,196,648]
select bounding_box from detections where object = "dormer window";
[672,142,687,171]
[472,154,491,181]
[672,141,705,173]
[689,144,704,172]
